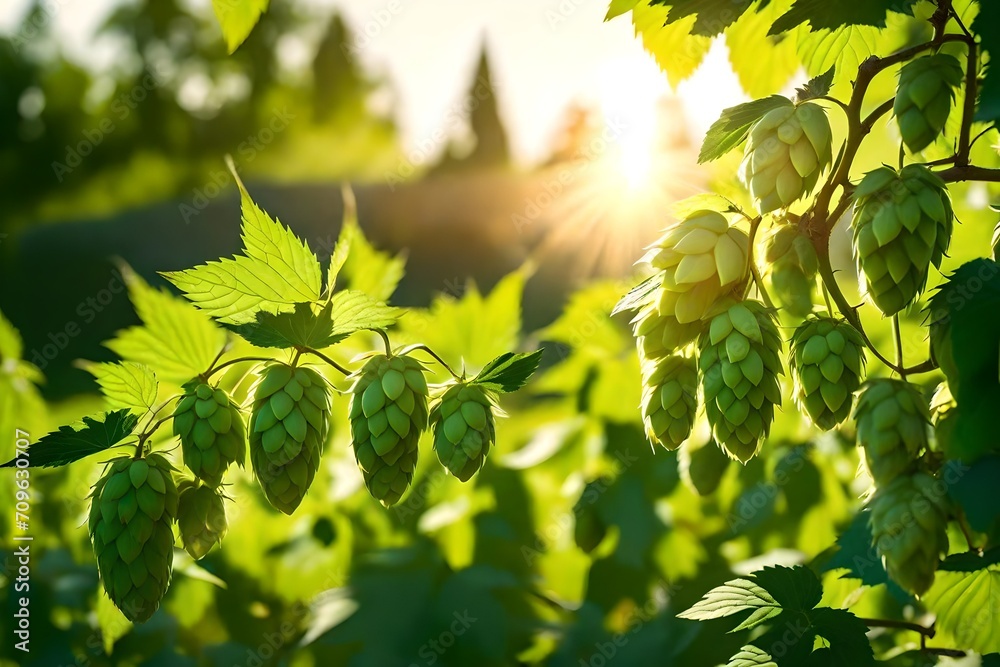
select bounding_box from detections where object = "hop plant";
[852,164,954,316]
[88,454,178,623]
[869,471,949,595]
[699,300,783,463]
[172,381,246,487]
[760,223,819,317]
[790,317,866,430]
[894,54,963,153]
[741,102,832,213]
[678,438,730,497]
[647,210,750,325]
[350,354,429,506]
[640,354,698,450]
[632,303,704,360]
[177,481,227,560]
[249,362,332,514]
[430,382,497,482]
[854,379,929,485]
[929,381,958,455]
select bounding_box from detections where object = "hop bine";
[760,223,818,318]
[89,454,178,623]
[790,317,866,430]
[249,362,332,514]
[852,164,954,316]
[869,471,949,595]
[177,481,227,560]
[350,354,429,506]
[173,381,246,487]
[894,54,963,153]
[430,382,497,482]
[741,101,832,213]
[640,354,698,450]
[699,300,783,463]
[854,379,929,485]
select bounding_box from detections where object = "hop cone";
[699,300,783,463]
[869,471,949,595]
[647,210,749,325]
[678,438,730,497]
[632,303,704,360]
[430,382,496,482]
[761,223,818,317]
[741,102,832,213]
[249,363,332,514]
[854,379,928,485]
[88,454,177,623]
[640,354,698,450]
[177,482,227,560]
[350,354,429,506]
[173,381,246,487]
[852,164,954,316]
[790,317,866,430]
[894,54,963,153]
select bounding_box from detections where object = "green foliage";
[211,0,269,53]
[768,0,920,34]
[471,350,544,393]
[1,409,138,468]
[82,361,159,414]
[699,96,794,164]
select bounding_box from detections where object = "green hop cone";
[741,101,832,213]
[176,482,227,560]
[854,379,929,485]
[350,354,429,506]
[249,362,332,515]
[790,317,866,430]
[172,381,246,487]
[894,54,963,153]
[699,300,783,463]
[761,223,819,317]
[632,303,704,360]
[88,454,178,623]
[678,438,731,497]
[430,382,496,482]
[640,354,698,450]
[852,164,954,316]
[647,210,750,325]
[869,471,949,595]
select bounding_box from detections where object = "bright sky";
[0,0,747,166]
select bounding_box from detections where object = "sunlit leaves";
[923,565,1000,655]
[81,361,158,413]
[769,0,920,34]
[630,1,712,87]
[212,0,269,53]
[0,409,138,468]
[651,0,755,36]
[337,215,406,303]
[725,1,800,98]
[471,350,544,394]
[698,96,793,163]
[677,577,783,630]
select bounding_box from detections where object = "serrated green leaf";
[338,218,406,302]
[105,267,227,384]
[794,66,835,102]
[699,96,794,163]
[328,290,400,339]
[822,509,909,600]
[727,646,778,667]
[769,0,920,34]
[948,456,1000,533]
[809,608,876,666]
[677,577,781,631]
[923,565,1000,655]
[939,547,1000,573]
[651,0,755,36]
[163,193,322,325]
[606,0,639,20]
[211,0,268,53]
[0,409,138,468]
[82,361,158,413]
[797,25,881,85]
[226,301,345,350]
[472,350,544,394]
[752,565,822,612]
[632,1,712,87]
[726,1,801,98]
[324,193,354,298]
[613,273,664,315]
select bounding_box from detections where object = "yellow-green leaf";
[240,192,322,300]
[631,1,712,87]
[726,1,800,97]
[922,565,1000,655]
[81,361,158,413]
[338,217,406,303]
[211,0,269,53]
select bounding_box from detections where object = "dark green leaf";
[749,610,816,666]
[1,410,139,468]
[751,565,822,613]
[974,1,1000,123]
[939,547,1000,573]
[947,456,1000,533]
[650,0,755,36]
[471,350,544,393]
[822,510,890,587]
[226,302,345,349]
[769,0,921,35]
[613,273,664,315]
[809,608,875,667]
[794,66,835,102]
[699,95,793,163]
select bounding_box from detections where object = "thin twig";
[401,344,462,380]
[376,329,393,356]
[301,348,352,376]
[892,315,907,381]
[205,356,273,379]
[860,617,935,638]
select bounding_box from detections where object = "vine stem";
[377,329,393,356]
[205,356,274,379]
[892,315,907,381]
[399,343,462,380]
[745,216,775,309]
[301,348,352,376]
[860,617,935,638]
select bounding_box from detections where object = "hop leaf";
[350,354,429,506]
[248,362,332,514]
[173,382,247,487]
[699,300,783,463]
[790,317,866,429]
[741,102,832,213]
[854,379,929,486]
[89,454,178,623]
